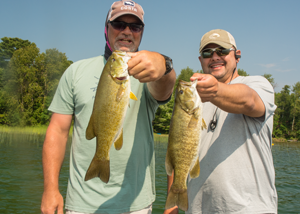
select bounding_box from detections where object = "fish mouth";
[116,76,127,81]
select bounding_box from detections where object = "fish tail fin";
[178,191,188,211]
[84,157,110,183]
[165,188,188,211]
[86,116,96,140]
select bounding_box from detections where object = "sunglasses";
[108,20,144,33]
[201,47,235,58]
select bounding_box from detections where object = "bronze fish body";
[165,79,206,211]
[85,50,137,183]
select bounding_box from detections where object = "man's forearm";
[212,83,265,117]
[147,69,176,101]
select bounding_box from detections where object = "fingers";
[190,74,219,102]
[127,50,165,82]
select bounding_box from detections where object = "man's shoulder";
[235,75,272,87]
[71,55,105,68]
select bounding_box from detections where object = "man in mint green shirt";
[40,1,176,214]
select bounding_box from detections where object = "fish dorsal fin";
[130,91,138,100]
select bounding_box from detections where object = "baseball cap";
[199,29,237,53]
[106,0,144,24]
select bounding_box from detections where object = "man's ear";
[235,50,241,63]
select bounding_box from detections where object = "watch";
[161,54,173,76]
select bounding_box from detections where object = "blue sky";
[1,0,299,92]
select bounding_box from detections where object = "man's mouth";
[210,63,224,69]
[118,39,132,44]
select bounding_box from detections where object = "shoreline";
[0,126,298,143]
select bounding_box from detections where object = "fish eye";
[112,58,115,62]
[179,90,184,94]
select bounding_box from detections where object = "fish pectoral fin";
[201,118,207,130]
[165,150,174,176]
[84,157,110,183]
[130,91,138,100]
[189,157,200,179]
[116,85,126,102]
[86,116,96,140]
[114,129,123,150]
[188,115,198,129]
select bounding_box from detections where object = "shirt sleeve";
[244,76,277,122]
[48,65,75,115]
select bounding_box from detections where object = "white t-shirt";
[186,76,278,214]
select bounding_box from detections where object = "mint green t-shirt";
[49,55,163,213]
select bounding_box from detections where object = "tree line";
[0,37,299,140]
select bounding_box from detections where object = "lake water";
[0,133,299,214]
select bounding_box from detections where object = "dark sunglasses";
[108,20,144,33]
[201,47,235,58]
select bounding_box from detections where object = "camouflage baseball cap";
[199,29,237,53]
[106,0,144,24]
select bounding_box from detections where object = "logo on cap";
[124,1,135,6]
[209,33,220,40]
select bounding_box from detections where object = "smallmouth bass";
[85,50,137,183]
[165,79,206,211]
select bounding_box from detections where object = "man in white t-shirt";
[165,29,277,214]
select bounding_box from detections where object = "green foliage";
[0,38,72,126]
[238,68,249,76]
[153,66,196,134]
[263,73,276,88]
[0,37,33,69]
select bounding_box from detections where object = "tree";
[153,67,197,134]
[238,68,249,76]
[263,73,277,89]
[290,82,300,139]
[0,37,33,69]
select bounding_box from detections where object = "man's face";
[199,43,241,83]
[107,14,142,52]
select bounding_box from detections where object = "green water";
[0,133,299,214]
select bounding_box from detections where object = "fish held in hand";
[85,50,137,183]
[165,79,206,211]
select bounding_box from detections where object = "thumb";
[57,203,64,214]
[127,52,137,58]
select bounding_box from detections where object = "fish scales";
[85,50,137,183]
[165,79,206,211]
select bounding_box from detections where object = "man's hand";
[41,189,64,214]
[163,206,179,214]
[127,50,166,83]
[190,73,219,102]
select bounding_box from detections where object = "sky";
[1,0,300,92]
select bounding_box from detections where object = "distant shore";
[0,126,298,143]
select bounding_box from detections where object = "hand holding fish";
[41,189,64,214]
[127,50,166,83]
[190,73,219,102]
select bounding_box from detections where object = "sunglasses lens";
[219,49,230,56]
[202,50,213,58]
[201,48,232,58]
[110,22,126,31]
[130,24,143,33]
[110,21,143,33]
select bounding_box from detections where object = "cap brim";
[199,41,233,53]
[109,12,144,24]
